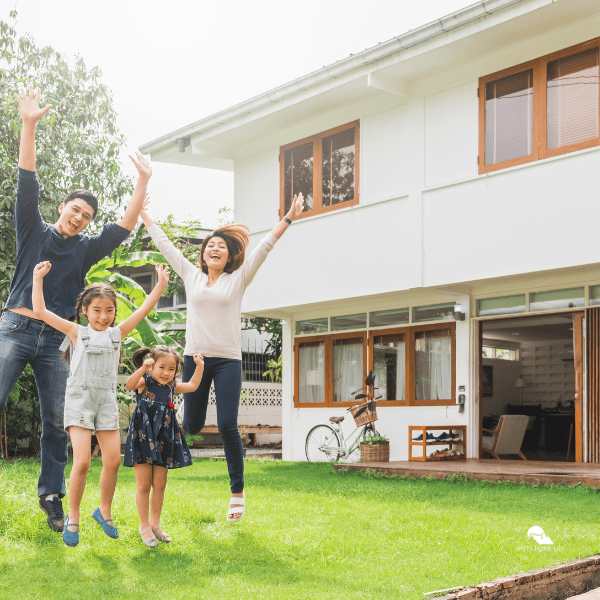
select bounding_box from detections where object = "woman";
[139,193,303,521]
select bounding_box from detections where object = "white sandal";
[227,495,245,522]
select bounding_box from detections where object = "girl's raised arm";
[125,357,154,391]
[32,262,78,344]
[118,263,170,339]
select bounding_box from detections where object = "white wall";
[481,358,521,416]
[234,16,600,315]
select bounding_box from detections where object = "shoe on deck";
[39,495,64,532]
[412,433,435,442]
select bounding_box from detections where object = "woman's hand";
[193,353,204,367]
[286,193,304,222]
[129,152,152,181]
[15,86,52,124]
[33,261,52,279]
[155,263,170,287]
[143,357,155,371]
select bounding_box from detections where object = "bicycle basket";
[349,400,377,426]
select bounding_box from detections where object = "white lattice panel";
[117,377,282,427]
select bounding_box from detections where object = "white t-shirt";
[148,223,276,360]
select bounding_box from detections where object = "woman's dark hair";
[62,283,118,364]
[64,189,99,219]
[132,345,184,382]
[199,223,250,275]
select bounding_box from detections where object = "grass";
[1,459,600,600]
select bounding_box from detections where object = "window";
[295,332,367,406]
[481,346,519,361]
[280,121,359,219]
[479,37,600,173]
[294,324,455,407]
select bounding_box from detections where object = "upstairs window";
[280,121,359,219]
[479,37,599,174]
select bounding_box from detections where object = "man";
[0,86,151,531]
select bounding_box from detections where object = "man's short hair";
[63,189,99,219]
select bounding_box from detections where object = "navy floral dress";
[123,374,192,469]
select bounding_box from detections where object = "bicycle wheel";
[305,424,341,462]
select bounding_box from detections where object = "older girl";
[32,261,169,546]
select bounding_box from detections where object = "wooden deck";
[334,458,600,487]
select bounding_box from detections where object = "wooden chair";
[482,414,529,461]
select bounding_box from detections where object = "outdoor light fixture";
[453,303,465,321]
[514,378,526,405]
[177,137,190,153]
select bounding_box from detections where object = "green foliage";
[263,354,282,383]
[362,433,389,446]
[3,364,39,455]
[128,214,204,299]
[243,316,282,360]
[85,249,187,371]
[0,12,134,305]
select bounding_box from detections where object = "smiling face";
[202,236,230,273]
[150,355,177,385]
[81,296,117,331]
[56,198,95,238]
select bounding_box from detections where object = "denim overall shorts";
[60,325,121,432]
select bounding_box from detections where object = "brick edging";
[437,555,600,600]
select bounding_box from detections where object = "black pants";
[182,356,244,493]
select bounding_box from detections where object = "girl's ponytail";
[132,347,152,369]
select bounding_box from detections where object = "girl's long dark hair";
[132,345,184,383]
[63,283,118,365]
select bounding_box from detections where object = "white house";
[141,0,600,463]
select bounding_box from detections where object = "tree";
[0,11,134,304]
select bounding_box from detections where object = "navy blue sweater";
[5,168,130,319]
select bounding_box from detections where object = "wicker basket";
[349,400,377,426]
[360,441,390,463]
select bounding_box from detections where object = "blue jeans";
[182,356,244,493]
[0,311,69,497]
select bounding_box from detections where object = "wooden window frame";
[280,120,360,220]
[293,323,455,408]
[294,331,367,408]
[479,36,600,174]
[369,322,456,407]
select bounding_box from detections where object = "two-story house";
[141,0,600,463]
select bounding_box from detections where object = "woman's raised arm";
[140,198,197,281]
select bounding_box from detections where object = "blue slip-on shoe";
[91,508,119,539]
[62,514,79,547]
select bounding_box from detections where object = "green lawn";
[0,459,599,599]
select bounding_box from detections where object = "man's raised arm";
[15,86,52,172]
[116,153,152,231]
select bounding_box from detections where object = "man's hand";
[130,152,152,181]
[15,86,52,124]
[33,261,52,279]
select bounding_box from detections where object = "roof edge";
[140,0,535,154]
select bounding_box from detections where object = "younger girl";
[32,261,170,547]
[124,346,204,547]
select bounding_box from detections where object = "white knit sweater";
[148,223,276,360]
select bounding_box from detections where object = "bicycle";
[305,370,381,462]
